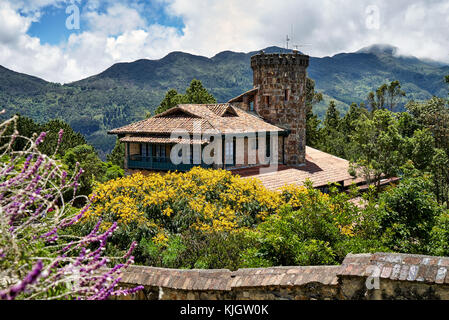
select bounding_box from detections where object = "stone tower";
[251,50,309,165]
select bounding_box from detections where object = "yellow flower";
[162,207,173,217]
[152,232,169,246]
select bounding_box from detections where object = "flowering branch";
[0,115,142,300]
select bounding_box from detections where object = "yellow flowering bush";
[79,169,384,268]
[85,167,280,234]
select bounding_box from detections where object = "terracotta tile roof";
[231,146,365,190]
[109,116,215,135]
[339,253,449,284]
[120,135,208,145]
[227,87,259,103]
[108,104,285,135]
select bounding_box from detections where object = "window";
[154,145,160,161]
[251,137,258,150]
[284,89,289,102]
[265,96,270,107]
[249,101,254,111]
[225,140,234,164]
[266,134,271,158]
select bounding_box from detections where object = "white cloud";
[84,3,146,36]
[0,2,32,44]
[0,0,448,83]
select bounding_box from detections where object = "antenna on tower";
[292,43,312,54]
[286,35,291,50]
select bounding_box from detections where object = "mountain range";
[0,44,448,156]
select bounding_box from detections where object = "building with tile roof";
[109,50,384,190]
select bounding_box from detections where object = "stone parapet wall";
[114,252,449,300]
[250,52,310,69]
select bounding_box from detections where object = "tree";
[406,129,435,171]
[154,80,216,115]
[367,81,405,112]
[430,149,449,206]
[406,97,449,153]
[244,182,385,266]
[107,138,125,169]
[305,78,323,114]
[324,101,340,129]
[367,84,387,112]
[385,80,406,112]
[39,119,88,157]
[339,103,369,160]
[63,144,106,197]
[10,115,41,151]
[154,89,184,115]
[397,111,421,138]
[305,78,323,147]
[184,79,216,104]
[351,109,405,188]
[378,170,444,254]
[320,101,347,158]
[69,117,101,136]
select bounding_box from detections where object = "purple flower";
[57,129,64,146]
[35,132,47,146]
[3,260,43,300]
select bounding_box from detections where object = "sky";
[0,0,448,84]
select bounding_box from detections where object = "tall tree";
[154,80,216,115]
[39,119,88,157]
[305,78,323,147]
[107,138,125,169]
[431,149,449,205]
[406,97,449,153]
[184,79,216,104]
[324,101,340,129]
[63,144,106,197]
[351,109,405,188]
[385,80,406,112]
[367,81,405,112]
[154,89,185,115]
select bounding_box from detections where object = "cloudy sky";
[1,0,448,83]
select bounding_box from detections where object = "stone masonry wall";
[251,51,309,166]
[113,252,449,300]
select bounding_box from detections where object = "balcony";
[127,155,213,172]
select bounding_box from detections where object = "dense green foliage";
[154,79,217,114]
[308,76,449,204]
[243,184,386,267]
[377,168,445,254]
[4,115,124,200]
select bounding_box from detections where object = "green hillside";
[0,45,447,156]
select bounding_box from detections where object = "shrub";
[0,115,141,300]
[377,171,445,254]
[84,168,280,265]
[244,183,384,266]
